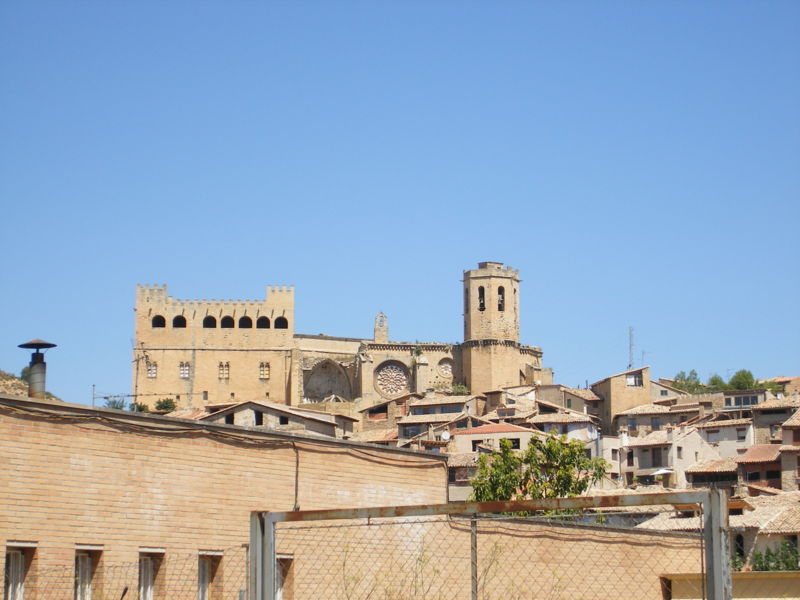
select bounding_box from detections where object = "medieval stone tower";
[462,261,526,393]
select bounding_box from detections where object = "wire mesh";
[272,506,708,600]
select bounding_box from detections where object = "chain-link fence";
[23,544,248,600]
[252,490,731,600]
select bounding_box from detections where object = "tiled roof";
[397,412,465,425]
[453,423,532,436]
[685,458,737,474]
[528,413,593,424]
[483,407,536,421]
[751,396,800,411]
[694,418,752,429]
[736,444,782,464]
[783,408,800,427]
[349,428,398,443]
[563,387,601,402]
[761,506,800,534]
[447,452,480,467]
[591,366,650,387]
[165,407,209,420]
[617,403,701,416]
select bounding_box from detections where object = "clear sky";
[1,1,798,405]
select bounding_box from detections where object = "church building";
[133,262,552,413]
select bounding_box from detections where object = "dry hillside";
[0,369,29,396]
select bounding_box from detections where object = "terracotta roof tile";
[781,407,800,427]
[528,413,593,424]
[447,452,480,467]
[453,423,533,436]
[685,458,737,474]
[736,444,782,464]
[617,403,699,416]
[694,418,752,429]
[761,506,800,534]
[349,428,398,443]
[563,387,601,402]
[751,396,800,410]
[409,395,474,407]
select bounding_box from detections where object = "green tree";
[451,383,470,395]
[673,369,705,394]
[129,402,150,412]
[20,366,30,382]
[470,435,608,502]
[104,398,126,410]
[728,369,756,391]
[751,541,799,571]
[706,374,729,392]
[154,398,176,412]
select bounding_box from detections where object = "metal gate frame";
[251,489,731,600]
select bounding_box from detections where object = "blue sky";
[1,1,798,404]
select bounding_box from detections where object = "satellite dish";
[441,430,451,441]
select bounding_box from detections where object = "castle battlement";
[136,284,294,309]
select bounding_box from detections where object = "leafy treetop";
[470,434,608,502]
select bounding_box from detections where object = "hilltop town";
[2,261,799,599]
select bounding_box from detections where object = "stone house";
[693,418,753,459]
[449,422,540,454]
[197,400,358,438]
[590,367,653,433]
[613,402,702,437]
[751,396,800,444]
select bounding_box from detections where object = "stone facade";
[133,262,553,412]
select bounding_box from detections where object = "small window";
[735,534,745,558]
[151,315,166,328]
[677,446,683,459]
[737,428,747,441]
[172,315,187,328]
[660,390,668,396]
[627,451,634,467]
[203,316,217,328]
[507,438,521,449]
[147,362,158,379]
[478,286,485,312]
[746,471,759,482]
[625,372,643,387]
[224,413,234,425]
[611,449,618,460]
[275,317,288,329]
[498,286,505,311]
[566,398,572,409]
[179,362,191,379]
[239,316,252,328]
[138,553,162,600]
[218,362,230,379]
[220,316,234,328]
[197,554,221,600]
[368,405,388,420]
[259,362,271,380]
[766,470,781,480]
[651,417,661,431]
[279,415,289,425]
[254,411,263,426]
[75,552,94,600]
[627,418,637,432]
[5,548,29,600]
[256,317,270,329]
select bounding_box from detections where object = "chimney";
[18,339,57,399]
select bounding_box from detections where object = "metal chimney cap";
[18,339,57,350]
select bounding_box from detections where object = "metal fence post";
[703,488,732,600]
[250,512,277,600]
[471,518,478,600]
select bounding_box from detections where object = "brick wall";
[0,397,447,599]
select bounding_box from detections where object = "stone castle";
[133,261,553,411]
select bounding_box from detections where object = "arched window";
[221,316,234,328]
[256,317,270,329]
[478,287,485,312]
[498,286,505,311]
[203,316,217,328]
[172,315,187,328]
[239,316,252,328]
[275,317,288,329]
[152,315,166,328]
[735,534,745,558]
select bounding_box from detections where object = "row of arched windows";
[151,315,288,329]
